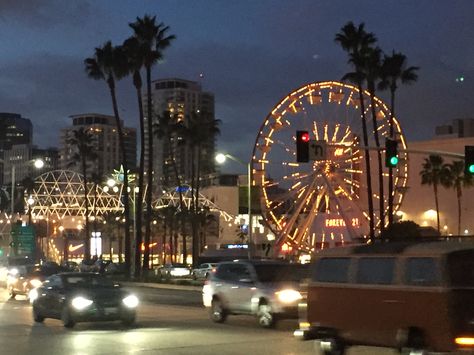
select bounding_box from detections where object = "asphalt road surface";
[0,284,397,355]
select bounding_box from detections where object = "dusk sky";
[0,1,472,172]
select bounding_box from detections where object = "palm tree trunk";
[193,145,203,267]
[82,158,91,260]
[144,66,154,272]
[457,187,462,235]
[108,80,131,277]
[357,83,375,241]
[369,93,385,234]
[133,72,145,276]
[434,184,440,232]
[388,90,396,226]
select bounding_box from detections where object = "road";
[0,283,396,354]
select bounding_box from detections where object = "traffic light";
[385,138,399,167]
[296,130,310,162]
[465,146,474,175]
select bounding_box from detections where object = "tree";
[128,15,176,271]
[420,155,450,233]
[67,127,97,260]
[379,51,419,226]
[335,22,377,240]
[444,160,473,235]
[379,220,421,240]
[84,41,132,275]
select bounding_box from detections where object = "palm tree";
[379,51,419,226]
[84,41,132,275]
[420,155,450,232]
[67,127,97,260]
[335,22,377,241]
[121,36,146,277]
[444,161,473,235]
[358,46,385,232]
[129,15,176,271]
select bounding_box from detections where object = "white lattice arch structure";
[28,170,122,220]
[153,187,236,222]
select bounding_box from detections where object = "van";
[298,241,474,354]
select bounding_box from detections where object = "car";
[30,272,139,328]
[79,258,96,272]
[91,259,113,274]
[203,260,309,328]
[192,263,217,280]
[60,261,80,272]
[155,263,191,280]
[7,262,63,300]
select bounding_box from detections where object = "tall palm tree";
[379,51,419,226]
[122,37,146,277]
[67,127,97,260]
[335,22,377,241]
[420,155,450,233]
[444,161,473,235]
[358,46,385,232]
[129,15,176,271]
[84,41,132,275]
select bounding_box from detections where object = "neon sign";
[325,218,360,228]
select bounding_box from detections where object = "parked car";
[91,259,113,274]
[298,241,474,354]
[30,272,139,328]
[203,260,309,328]
[104,262,127,276]
[60,261,80,272]
[79,259,96,272]
[155,263,191,280]
[192,263,217,280]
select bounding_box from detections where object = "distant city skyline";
[0,1,472,173]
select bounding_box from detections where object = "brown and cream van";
[298,241,474,354]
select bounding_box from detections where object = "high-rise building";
[59,113,137,177]
[0,113,33,185]
[145,78,217,189]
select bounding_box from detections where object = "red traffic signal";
[296,131,310,162]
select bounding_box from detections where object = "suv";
[203,260,309,328]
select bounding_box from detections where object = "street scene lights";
[215,153,253,259]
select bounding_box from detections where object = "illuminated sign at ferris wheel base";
[325,218,360,228]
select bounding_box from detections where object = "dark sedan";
[30,273,139,328]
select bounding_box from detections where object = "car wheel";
[192,272,197,280]
[205,272,210,279]
[32,305,45,323]
[210,298,227,323]
[61,307,75,328]
[9,287,16,300]
[121,313,136,326]
[257,302,276,328]
[315,338,346,355]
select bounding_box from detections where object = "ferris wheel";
[251,81,409,252]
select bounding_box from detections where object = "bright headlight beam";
[275,289,302,303]
[122,295,139,308]
[71,296,93,310]
[30,279,43,288]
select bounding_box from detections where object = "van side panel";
[307,284,453,351]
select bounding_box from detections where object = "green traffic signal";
[469,164,474,174]
[389,157,399,166]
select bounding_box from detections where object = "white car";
[192,263,217,280]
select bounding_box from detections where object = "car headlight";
[122,295,139,308]
[29,288,39,303]
[275,289,302,304]
[71,296,93,310]
[30,279,43,288]
[9,268,19,276]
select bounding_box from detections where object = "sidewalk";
[121,281,203,291]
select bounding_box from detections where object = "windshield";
[64,275,116,288]
[254,264,309,283]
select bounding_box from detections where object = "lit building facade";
[144,78,216,190]
[60,113,137,177]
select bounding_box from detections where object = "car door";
[226,264,256,313]
[42,275,65,318]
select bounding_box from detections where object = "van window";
[356,258,395,285]
[405,257,440,286]
[448,250,474,287]
[313,258,350,283]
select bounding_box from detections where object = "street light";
[215,153,253,259]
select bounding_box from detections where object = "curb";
[122,281,202,291]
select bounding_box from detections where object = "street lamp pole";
[216,153,253,259]
[11,165,15,221]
